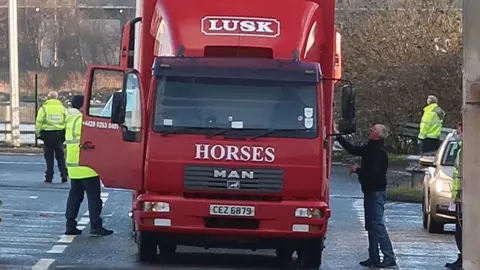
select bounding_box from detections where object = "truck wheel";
[137,232,158,263]
[297,240,324,269]
[131,215,137,241]
[275,247,294,261]
[158,244,177,255]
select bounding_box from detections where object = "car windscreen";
[152,76,318,138]
[441,141,459,166]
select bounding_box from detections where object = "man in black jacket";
[335,124,397,268]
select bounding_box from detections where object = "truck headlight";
[141,202,170,212]
[435,180,451,193]
[295,208,322,218]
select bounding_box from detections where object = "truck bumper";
[134,195,330,247]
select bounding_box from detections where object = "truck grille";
[184,166,283,193]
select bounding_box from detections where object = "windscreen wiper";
[160,127,191,136]
[250,129,308,140]
[205,128,238,139]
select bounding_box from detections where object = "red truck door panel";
[79,65,145,190]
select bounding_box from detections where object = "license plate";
[209,205,255,217]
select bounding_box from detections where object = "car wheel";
[422,196,428,230]
[426,198,444,233]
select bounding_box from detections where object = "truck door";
[78,66,145,190]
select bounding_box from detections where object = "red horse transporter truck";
[78,0,356,267]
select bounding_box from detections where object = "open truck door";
[78,65,145,190]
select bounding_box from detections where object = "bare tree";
[336,0,462,152]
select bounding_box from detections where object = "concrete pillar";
[462,0,480,268]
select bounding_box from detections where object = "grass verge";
[387,186,423,203]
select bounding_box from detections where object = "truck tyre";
[137,232,157,263]
[275,247,294,261]
[297,240,324,269]
[158,244,177,255]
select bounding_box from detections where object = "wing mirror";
[339,85,356,134]
[111,92,126,124]
[419,155,435,167]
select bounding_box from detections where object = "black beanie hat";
[71,95,84,109]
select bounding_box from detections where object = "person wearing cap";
[418,95,445,153]
[35,91,68,183]
[64,95,113,236]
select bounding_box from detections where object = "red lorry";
[79,0,356,267]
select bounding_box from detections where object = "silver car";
[421,131,459,233]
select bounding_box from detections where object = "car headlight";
[141,202,170,212]
[435,180,451,193]
[295,208,322,218]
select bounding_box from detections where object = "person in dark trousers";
[334,123,397,268]
[35,91,68,183]
[445,122,463,270]
[64,95,113,236]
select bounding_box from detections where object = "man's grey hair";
[427,95,438,104]
[373,124,390,139]
[47,91,58,99]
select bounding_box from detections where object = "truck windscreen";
[152,76,319,139]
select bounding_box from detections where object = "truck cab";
[78,0,356,267]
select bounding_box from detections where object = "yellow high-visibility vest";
[65,109,97,180]
[452,140,462,199]
[35,99,67,134]
[418,103,445,140]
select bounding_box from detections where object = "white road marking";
[77,226,86,230]
[77,217,90,225]
[46,245,67,254]
[0,161,44,165]
[353,199,368,236]
[29,196,38,199]
[32,258,55,270]
[57,235,76,244]
[0,209,65,215]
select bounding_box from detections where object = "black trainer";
[376,259,397,268]
[90,227,113,237]
[359,258,380,267]
[61,178,68,183]
[445,255,462,269]
[65,227,82,235]
[44,179,52,183]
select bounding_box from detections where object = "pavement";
[0,155,457,270]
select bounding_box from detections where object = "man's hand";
[333,122,340,134]
[349,164,360,175]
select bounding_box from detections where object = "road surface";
[0,155,457,270]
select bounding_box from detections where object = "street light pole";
[8,0,20,147]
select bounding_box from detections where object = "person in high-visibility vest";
[418,95,445,153]
[35,91,68,183]
[64,95,113,237]
[445,122,462,270]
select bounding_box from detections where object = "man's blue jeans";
[364,191,395,262]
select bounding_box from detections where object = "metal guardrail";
[396,122,454,140]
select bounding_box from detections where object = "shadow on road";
[143,252,304,269]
